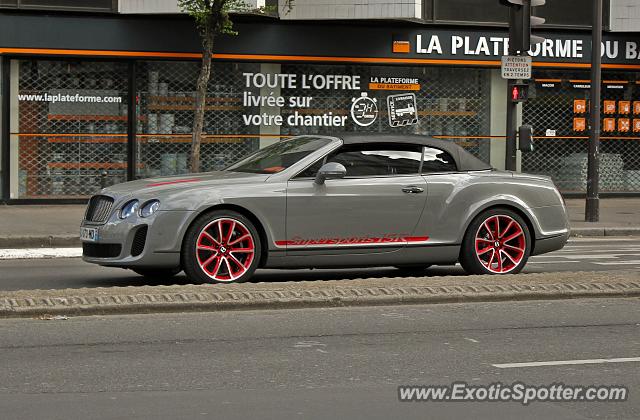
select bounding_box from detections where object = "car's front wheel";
[182,210,261,284]
[459,208,531,275]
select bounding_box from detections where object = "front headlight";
[120,200,139,219]
[139,200,160,218]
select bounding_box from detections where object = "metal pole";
[585,0,602,222]
[126,61,137,182]
[505,81,518,171]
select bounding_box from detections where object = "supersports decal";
[275,235,429,248]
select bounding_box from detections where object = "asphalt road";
[0,237,639,291]
[1,298,639,419]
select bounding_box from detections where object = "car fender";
[457,195,542,244]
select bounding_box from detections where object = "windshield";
[226,136,333,174]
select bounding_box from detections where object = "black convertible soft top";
[336,133,493,172]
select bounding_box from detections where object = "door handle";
[402,186,424,194]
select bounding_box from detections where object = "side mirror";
[519,124,535,153]
[315,162,347,185]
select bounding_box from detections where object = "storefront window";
[135,61,260,177]
[134,61,492,179]
[10,59,128,199]
[523,70,640,193]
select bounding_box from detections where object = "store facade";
[1,12,640,202]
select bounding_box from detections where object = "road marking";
[491,357,640,369]
[493,357,640,369]
[569,238,640,242]
[293,341,326,348]
[0,248,83,260]
[594,260,640,265]
[528,260,581,264]
[464,338,479,343]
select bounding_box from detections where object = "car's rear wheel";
[182,210,261,284]
[132,267,181,279]
[459,208,531,275]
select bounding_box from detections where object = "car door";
[283,143,428,255]
[418,145,464,244]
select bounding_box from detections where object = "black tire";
[459,208,531,275]
[132,267,181,279]
[182,210,261,284]
[394,264,431,273]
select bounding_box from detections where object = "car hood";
[102,171,271,198]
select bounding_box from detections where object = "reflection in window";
[327,145,423,177]
[422,147,457,173]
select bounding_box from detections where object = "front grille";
[131,225,148,257]
[85,195,114,223]
[83,243,122,258]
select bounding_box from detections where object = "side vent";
[131,225,148,257]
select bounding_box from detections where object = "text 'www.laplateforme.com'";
[398,382,628,405]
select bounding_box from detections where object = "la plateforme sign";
[391,31,640,64]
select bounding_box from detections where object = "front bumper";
[81,209,195,268]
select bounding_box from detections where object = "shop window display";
[10,60,128,199]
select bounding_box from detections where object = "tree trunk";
[190,38,213,173]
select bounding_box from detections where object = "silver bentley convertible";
[81,134,570,283]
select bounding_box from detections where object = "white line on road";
[534,254,620,259]
[594,260,640,265]
[569,238,640,243]
[528,260,581,264]
[493,357,640,369]
[0,248,82,260]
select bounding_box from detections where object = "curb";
[1,272,639,318]
[0,235,80,248]
[0,228,638,249]
[571,227,640,237]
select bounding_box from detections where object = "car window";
[296,159,325,178]
[226,136,331,174]
[296,143,423,178]
[422,147,457,173]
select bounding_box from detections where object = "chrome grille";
[85,195,114,223]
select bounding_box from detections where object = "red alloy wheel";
[474,215,526,274]
[195,218,256,282]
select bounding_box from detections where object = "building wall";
[118,0,264,14]
[279,0,422,20]
[610,0,640,32]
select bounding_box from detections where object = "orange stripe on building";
[3,47,640,70]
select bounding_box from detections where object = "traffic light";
[501,0,546,54]
[511,83,529,102]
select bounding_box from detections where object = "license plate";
[80,227,99,242]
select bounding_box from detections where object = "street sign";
[501,55,532,79]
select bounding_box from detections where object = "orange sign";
[392,40,410,54]
[604,100,617,114]
[369,83,420,91]
[573,99,587,113]
[634,101,640,115]
[634,119,640,132]
[619,118,631,132]
[603,118,616,132]
[573,117,586,131]
[619,101,631,114]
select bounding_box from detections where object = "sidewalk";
[0,198,638,248]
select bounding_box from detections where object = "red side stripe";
[275,236,429,247]
[147,178,201,187]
